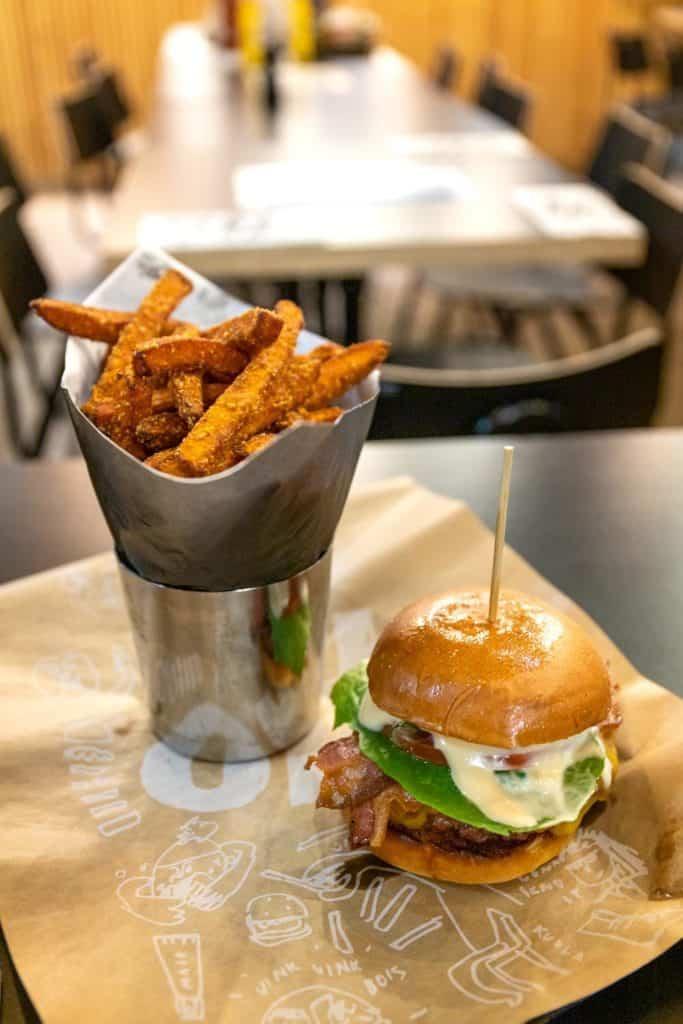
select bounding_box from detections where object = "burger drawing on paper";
[307,590,621,884]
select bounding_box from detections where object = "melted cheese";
[433,727,608,829]
[358,687,611,830]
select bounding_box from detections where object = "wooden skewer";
[488,445,515,623]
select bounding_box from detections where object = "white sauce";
[433,727,608,829]
[358,688,401,732]
[358,688,609,829]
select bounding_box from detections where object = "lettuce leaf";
[331,660,368,729]
[330,662,604,836]
[269,603,311,676]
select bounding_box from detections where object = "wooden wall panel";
[0,0,205,185]
[1,0,665,182]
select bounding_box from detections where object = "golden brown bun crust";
[367,589,612,748]
[374,827,574,884]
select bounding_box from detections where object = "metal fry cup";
[118,548,332,762]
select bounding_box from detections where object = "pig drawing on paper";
[117,818,255,926]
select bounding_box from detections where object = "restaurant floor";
[4,194,683,458]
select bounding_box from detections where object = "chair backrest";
[59,87,115,163]
[666,45,683,90]
[0,194,48,334]
[610,32,650,74]
[615,163,683,320]
[476,59,500,109]
[431,46,459,92]
[663,134,683,179]
[95,70,131,132]
[587,105,668,198]
[370,328,662,439]
[476,60,530,131]
[0,136,27,206]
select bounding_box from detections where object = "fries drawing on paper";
[262,853,473,958]
[33,278,389,477]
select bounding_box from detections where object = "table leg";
[342,276,364,344]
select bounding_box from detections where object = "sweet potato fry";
[172,372,204,425]
[308,342,344,362]
[133,334,246,379]
[270,354,322,423]
[240,432,279,458]
[151,383,175,413]
[277,405,343,429]
[204,307,283,356]
[204,380,229,404]
[136,412,188,452]
[82,269,192,452]
[305,340,389,410]
[30,298,190,345]
[151,378,228,414]
[177,301,303,476]
[144,448,193,477]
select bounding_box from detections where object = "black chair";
[370,327,662,439]
[663,134,683,178]
[0,196,56,456]
[0,136,27,207]
[665,46,683,91]
[610,33,650,75]
[59,87,115,164]
[59,86,119,198]
[58,85,121,243]
[476,60,531,131]
[395,105,669,351]
[431,46,460,92]
[95,70,132,134]
[476,59,501,111]
[612,163,683,338]
[588,105,667,198]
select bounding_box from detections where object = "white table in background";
[103,24,644,277]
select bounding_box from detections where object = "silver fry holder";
[60,248,380,760]
[118,548,332,762]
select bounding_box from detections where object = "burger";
[245,893,311,946]
[306,589,620,884]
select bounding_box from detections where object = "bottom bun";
[372,828,574,884]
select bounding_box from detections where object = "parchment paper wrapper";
[61,248,379,590]
[1,479,681,1023]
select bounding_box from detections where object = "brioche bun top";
[367,589,612,748]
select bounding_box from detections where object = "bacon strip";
[306,735,390,810]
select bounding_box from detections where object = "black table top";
[3,430,683,692]
[1,431,682,1023]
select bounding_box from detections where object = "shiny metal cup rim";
[116,546,331,595]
